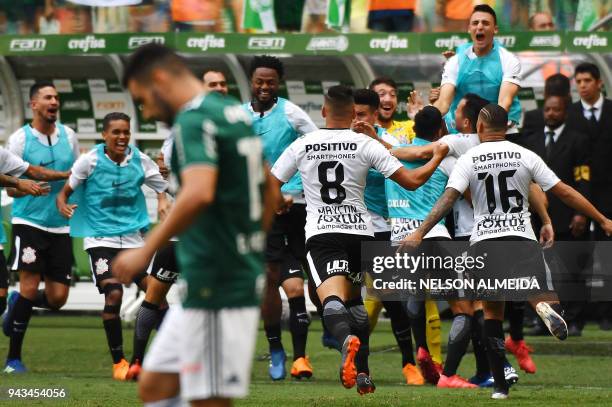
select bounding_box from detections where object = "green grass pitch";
[1,315,611,406]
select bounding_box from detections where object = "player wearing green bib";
[113,44,280,407]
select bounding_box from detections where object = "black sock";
[31,289,52,310]
[132,301,159,364]
[322,296,351,346]
[484,319,508,392]
[0,296,6,315]
[347,299,369,375]
[472,310,490,377]
[405,299,428,352]
[383,300,414,366]
[7,295,33,360]
[264,323,283,352]
[443,313,472,377]
[156,306,168,330]
[508,302,525,341]
[288,296,309,360]
[103,317,125,364]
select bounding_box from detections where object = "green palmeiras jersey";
[171,92,265,310]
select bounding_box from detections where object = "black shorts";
[278,252,305,285]
[10,224,72,285]
[469,236,554,300]
[149,241,179,284]
[265,204,306,264]
[0,252,7,289]
[87,247,147,293]
[305,233,374,288]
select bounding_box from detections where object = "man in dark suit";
[521,73,570,139]
[522,94,592,336]
[567,62,612,330]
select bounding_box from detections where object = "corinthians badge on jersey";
[21,247,37,264]
[95,258,109,275]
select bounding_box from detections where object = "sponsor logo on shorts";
[369,35,408,52]
[326,259,348,275]
[226,374,241,385]
[68,35,106,52]
[306,36,349,52]
[154,268,178,283]
[529,34,562,48]
[128,36,165,49]
[186,35,225,51]
[95,258,109,275]
[21,247,37,264]
[496,35,517,48]
[248,37,286,50]
[572,34,608,49]
[9,38,46,52]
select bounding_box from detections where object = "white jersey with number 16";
[272,129,402,240]
[446,140,560,243]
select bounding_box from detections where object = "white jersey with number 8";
[272,129,402,240]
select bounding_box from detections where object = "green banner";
[0,32,608,56]
[566,32,612,52]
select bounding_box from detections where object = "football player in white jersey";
[404,104,612,399]
[271,85,447,395]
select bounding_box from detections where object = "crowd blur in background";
[0,0,609,35]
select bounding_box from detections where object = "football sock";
[442,313,472,377]
[0,296,6,315]
[32,289,51,310]
[347,299,370,375]
[472,310,490,377]
[156,306,168,330]
[103,317,125,364]
[484,319,508,392]
[288,296,309,360]
[322,296,351,346]
[7,295,33,360]
[264,323,284,353]
[383,300,414,366]
[405,299,429,352]
[508,302,525,341]
[144,396,182,407]
[132,301,159,363]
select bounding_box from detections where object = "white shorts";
[143,305,259,401]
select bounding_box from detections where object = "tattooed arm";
[401,187,461,245]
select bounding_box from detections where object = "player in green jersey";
[112,44,281,407]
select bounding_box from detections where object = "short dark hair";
[122,43,188,88]
[414,106,442,141]
[324,85,354,117]
[462,93,490,133]
[353,89,380,110]
[29,80,55,100]
[203,69,226,79]
[369,77,397,91]
[249,55,284,79]
[102,112,130,132]
[544,73,571,97]
[575,62,601,81]
[471,4,497,24]
[478,104,508,133]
